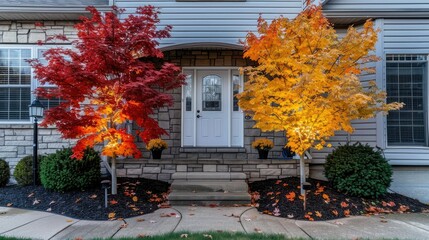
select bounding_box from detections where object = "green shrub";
[40,147,101,192]
[0,158,10,187]
[325,142,392,198]
[13,155,42,186]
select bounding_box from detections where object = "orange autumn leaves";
[237,5,403,156]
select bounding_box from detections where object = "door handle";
[197,114,202,118]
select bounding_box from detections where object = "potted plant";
[252,138,274,159]
[146,138,168,159]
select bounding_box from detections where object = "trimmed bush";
[325,143,392,198]
[13,155,41,186]
[40,147,101,192]
[0,158,10,187]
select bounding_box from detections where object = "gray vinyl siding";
[115,0,302,48]
[323,0,429,11]
[382,19,429,165]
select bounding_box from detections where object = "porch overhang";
[160,42,244,52]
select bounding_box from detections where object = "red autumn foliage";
[29,6,185,160]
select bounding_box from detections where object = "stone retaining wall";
[115,158,310,183]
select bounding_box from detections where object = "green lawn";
[110,232,300,240]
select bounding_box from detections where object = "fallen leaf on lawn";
[286,191,296,201]
[332,210,339,216]
[180,234,188,238]
[137,234,146,238]
[322,194,330,202]
[254,228,263,233]
[304,214,314,221]
[27,193,34,198]
[341,201,349,208]
[108,212,116,219]
[74,237,83,240]
[6,203,13,207]
[120,223,128,229]
[150,220,156,223]
[46,208,52,212]
[132,196,138,202]
[33,199,40,205]
[344,209,351,216]
[89,194,97,199]
[315,185,325,195]
[203,234,213,239]
[75,198,82,203]
[110,200,118,205]
[136,218,145,222]
[315,211,322,218]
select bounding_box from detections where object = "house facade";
[0,0,428,202]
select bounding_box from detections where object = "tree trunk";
[299,153,306,196]
[111,155,117,195]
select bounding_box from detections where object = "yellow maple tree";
[237,5,403,195]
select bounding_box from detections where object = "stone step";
[171,180,249,192]
[172,172,246,180]
[168,191,251,206]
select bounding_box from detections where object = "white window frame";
[0,44,70,124]
[384,53,429,149]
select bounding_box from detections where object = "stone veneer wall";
[116,158,309,183]
[0,20,78,43]
[0,20,78,174]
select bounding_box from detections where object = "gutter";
[0,6,112,13]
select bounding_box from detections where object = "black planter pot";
[257,149,269,159]
[151,149,163,159]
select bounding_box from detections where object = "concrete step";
[171,180,249,193]
[168,191,251,206]
[172,172,246,180]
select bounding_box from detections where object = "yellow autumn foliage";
[146,138,168,151]
[237,5,403,156]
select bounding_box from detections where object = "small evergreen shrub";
[0,158,10,187]
[40,147,101,192]
[13,155,41,186]
[325,142,392,198]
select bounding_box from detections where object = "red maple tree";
[30,6,185,194]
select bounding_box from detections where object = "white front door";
[182,68,243,147]
[196,70,229,146]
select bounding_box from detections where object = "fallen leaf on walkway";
[273,207,281,216]
[33,199,40,205]
[136,218,145,222]
[254,228,263,233]
[398,205,409,213]
[66,219,73,222]
[245,218,252,221]
[287,214,294,219]
[189,213,195,216]
[27,193,34,198]
[334,221,344,225]
[46,208,52,212]
[159,203,171,208]
[6,203,13,207]
[380,220,388,223]
[120,223,128,229]
[180,234,188,238]
[74,237,83,240]
[150,220,157,223]
[137,234,146,238]
[209,204,218,208]
[160,213,172,217]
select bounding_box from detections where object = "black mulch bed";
[249,177,429,221]
[0,177,170,220]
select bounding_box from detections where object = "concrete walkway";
[1,206,429,239]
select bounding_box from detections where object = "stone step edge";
[168,191,251,201]
[171,172,246,180]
